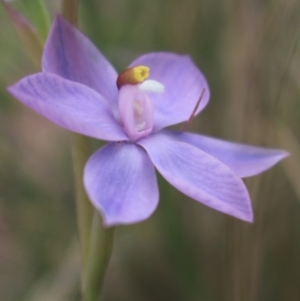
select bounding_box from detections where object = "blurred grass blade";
[21,239,80,301]
[1,0,43,68]
[20,0,50,41]
[62,0,78,26]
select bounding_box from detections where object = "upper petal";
[129,52,210,131]
[138,132,253,222]
[8,72,128,141]
[42,15,118,106]
[84,142,159,226]
[170,131,289,178]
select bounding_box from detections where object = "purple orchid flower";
[8,16,288,226]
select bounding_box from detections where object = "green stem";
[62,2,115,300]
[71,134,93,274]
[62,0,91,283]
[84,212,115,300]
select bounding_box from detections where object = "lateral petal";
[138,132,253,222]
[42,15,118,106]
[8,72,127,141]
[129,52,210,131]
[170,131,288,178]
[84,142,159,226]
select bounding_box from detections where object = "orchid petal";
[129,52,210,131]
[8,72,127,141]
[84,142,159,226]
[169,131,288,178]
[138,132,253,222]
[42,15,118,105]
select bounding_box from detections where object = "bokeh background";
[1,0,300,300]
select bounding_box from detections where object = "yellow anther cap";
[117,65,150,89]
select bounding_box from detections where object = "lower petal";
[138,132,253,222]
[84,142,159,226]
[169,131,288,178]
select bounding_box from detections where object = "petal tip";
[98,212,121,228]
[278,150,290,159]
[267,149,290,167]
[95,206,157,227]
[53,13,66,24]
[224,202,254,223]
[242,211,254,223]
[6,84,14,94]
[228,207,253,223]
[6,82,19,98]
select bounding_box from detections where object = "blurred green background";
[1,0,300,300]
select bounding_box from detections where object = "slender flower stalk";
[84,211,115,300]
[62,1,115,300]
[71,134,93,274]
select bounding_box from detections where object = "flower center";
[117,66,150,89]
[133,99,146,131]
[117,66,164,141]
